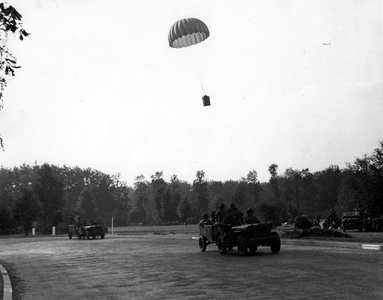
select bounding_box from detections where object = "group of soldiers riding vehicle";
[68,217,105,240]
[198,203,281,256]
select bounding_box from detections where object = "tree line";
[1,141,382,235]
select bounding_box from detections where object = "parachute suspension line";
[200,82,205,95]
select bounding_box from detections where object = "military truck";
[199,222,281,256]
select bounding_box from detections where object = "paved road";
[1,234,383,299]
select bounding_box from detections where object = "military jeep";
[199,223,281,256]
[70,224,105,240]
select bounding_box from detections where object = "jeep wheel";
[217,235,227,254]
[77,232,81,240]
[100,233,105,239]
[270,232,281,254]
[85,231,90,240]
[237,236,248,256]
[199,236,207,252]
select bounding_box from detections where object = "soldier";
[215,204,228,224]
[75,217,82,231]
[199,213,211,226]
[244,208,260,224]
[228,203,244,226]
[209,211,216,224]
[328,209,337,229]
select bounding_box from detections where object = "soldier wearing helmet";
[215,203,228,224]
[228,203,244,226]
[244,208,260,224]
[199,213,212,226]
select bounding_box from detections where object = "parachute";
[168,18,210,49]
[169,18,211,106]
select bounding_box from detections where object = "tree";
[178,196,192,223]
[34,164,64,228]
[245,170,261,202]
[268,164,280,202]
[128,175,148,224]
[315,165,342,214]
[161,187,173,222]
[338,141,383,214]
[0,3,30,150]
[151,171,167,220]
[256,203,280,225]
[192,170,209,216]
[111,174,131,226]
[14,188,40,236]
[0,204,14,234]
[76,188,94,219]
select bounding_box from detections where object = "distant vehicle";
[199,223,281,256]
[340,211,363,232]
[68,224,105,240]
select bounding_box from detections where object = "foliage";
[13,188,40,236]
[192,170,209,216]
[34,164,64,227]
[151,171,166,220]
[76,188,94,219]
[128,175,148,224]
[0,3,30,150]
[1,141,383,232]
[0,204,14,233]
[177,196,192,223]
[257,203,281,225]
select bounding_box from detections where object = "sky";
[1,0,382,186]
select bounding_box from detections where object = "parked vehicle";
[340,211,363,232]
[199,222,281,256]
[319,217,342,230]
[363,215,383,232]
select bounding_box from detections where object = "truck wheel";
[199,236,207,252]
[217,235,227,254]
[237,235,248,256]
[270,232,281,254]
[68,232,73,239]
